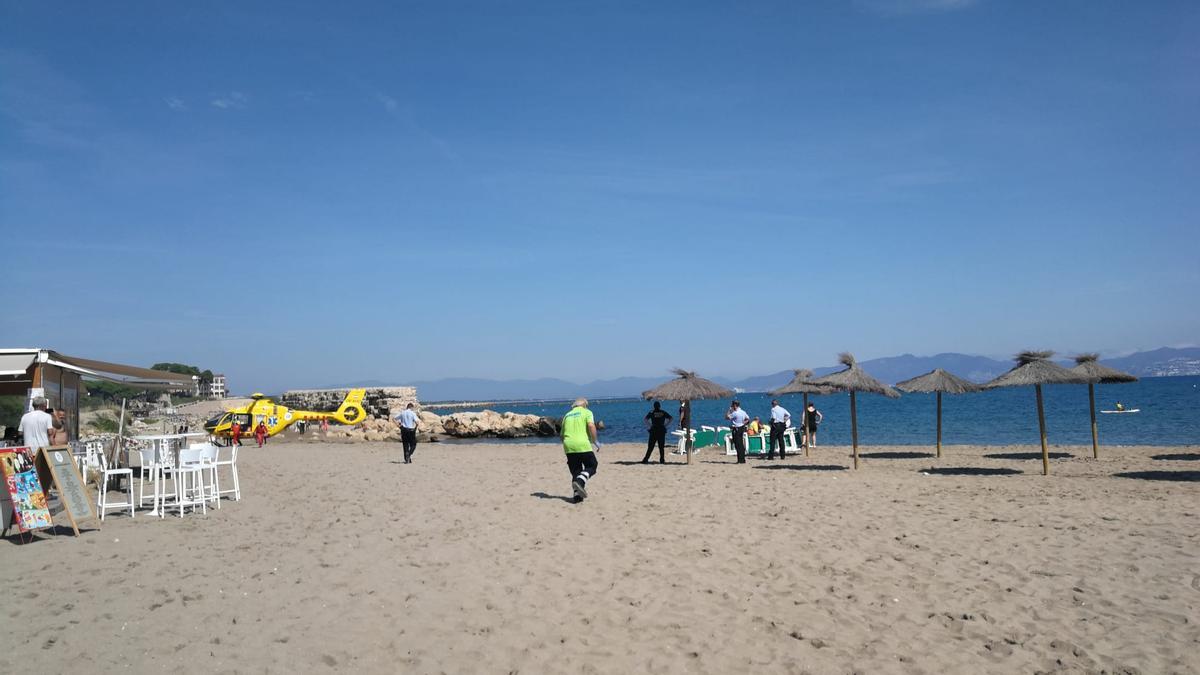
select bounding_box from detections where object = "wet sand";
[3,441,1198,674]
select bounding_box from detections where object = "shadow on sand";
[754,464,848,472]
[921,467,1022,476]
[1113,471,1200,483]
[611,460,684,466]
[530,492,576,503]
[1151,453,1200,461]
[983,452,1074,461]
[859,451,935,459]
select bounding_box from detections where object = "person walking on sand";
[394,403,420,463]
[642,401,673,464]
[561,398,600,503]
[254,420,268,448]
[767,399,791,460]
[726,400,750,464]
[230,419,243,448]
[803,402,823,448]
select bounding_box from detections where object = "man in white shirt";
[394,403,420,464]
[767,399,791,460]
[725,400,750,464]
[17,397,55,451]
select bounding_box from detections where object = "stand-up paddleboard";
[1100,409,1139,414]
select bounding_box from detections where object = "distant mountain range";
[322,347,1200,402]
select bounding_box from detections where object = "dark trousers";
[768,422,787,459]
[566,451,598,485]
[401,427,417,461]
[643,429,667,463]
[732,425,747,463]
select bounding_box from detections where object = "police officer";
[725,400,750,464]
[767,399,791,460]
[642,401,673,464]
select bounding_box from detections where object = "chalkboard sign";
[0,447,53,535]
[38,446,98,536]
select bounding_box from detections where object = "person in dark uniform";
[642,401,673,464]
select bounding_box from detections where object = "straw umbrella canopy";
[894,369,981,458]
[770,369,836,457]
[808,353,901,469]
[642,369,733,464]
[984,351,1090,475]
[1071,353,1137,459]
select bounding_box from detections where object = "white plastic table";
[131,433,208,517]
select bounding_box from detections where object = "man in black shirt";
[642,401,674,464]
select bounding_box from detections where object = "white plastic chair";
[137,447,161,509]
[96,452,134,520]
[192,443,221,507]
[212,442,240,502]
[173,447,207,517]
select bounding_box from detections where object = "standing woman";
[803,402,823,448]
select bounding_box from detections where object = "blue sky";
[2,1,1198,392]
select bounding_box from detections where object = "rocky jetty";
[280,387,418,419]
[316,409,559,443]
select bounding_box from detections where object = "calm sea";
[434,376,1200,446]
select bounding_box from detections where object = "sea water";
[433,375,1200,446]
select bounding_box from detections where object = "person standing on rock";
[561,398,600,503]
[642,401,673,464]
[394,403,420,463]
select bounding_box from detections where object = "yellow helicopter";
[203,389,368,441]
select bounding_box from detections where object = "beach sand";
[2,440,1198,674]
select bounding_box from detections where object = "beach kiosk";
[0,348,196,443]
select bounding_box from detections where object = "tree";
[151,363,202,377]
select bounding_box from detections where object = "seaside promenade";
[4,440,1197,673]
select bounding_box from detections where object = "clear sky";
[2,1,1197,392]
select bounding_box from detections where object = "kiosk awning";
[0,352,37,377]
[48,352,195,387]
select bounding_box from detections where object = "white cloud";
[376,92,399,114]
[210,91,248,109]
[165,97,186,111]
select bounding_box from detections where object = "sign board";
[37,446,98,536]
[0,447,53,535]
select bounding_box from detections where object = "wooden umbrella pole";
[1088,383,1099,459]
[1035,384,1049,476]
[936,391,943,458]
[803,393,810,457]
[683,400,692,465]
[850,391,859,470]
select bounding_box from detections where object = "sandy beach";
[3,440,1198,674]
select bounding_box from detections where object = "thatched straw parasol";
[984,351,1090,475]
[894,369,981,458]
[1071,354,1137,459]
[642,369,734,464]
[808,353,901,469]
[770,369,835,457]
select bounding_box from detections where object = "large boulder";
[440,410,560,439]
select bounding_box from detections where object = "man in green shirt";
[561,398,600,503]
